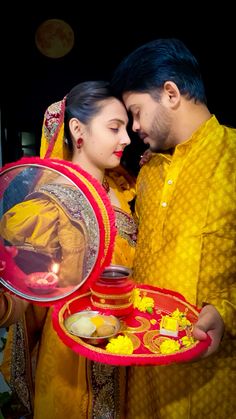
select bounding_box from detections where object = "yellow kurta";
[126,116,236,418]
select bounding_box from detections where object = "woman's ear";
[69,118,84,139]
[163,81,181,108]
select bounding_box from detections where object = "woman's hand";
[0,289,7,312]
[139,149,153,167]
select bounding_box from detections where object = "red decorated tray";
[52,285,211,366]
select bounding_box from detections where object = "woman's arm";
[0,292,29,327]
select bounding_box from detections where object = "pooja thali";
[52,285,211,366]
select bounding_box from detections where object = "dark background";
[1,5,235,172]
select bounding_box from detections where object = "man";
[111,38,236,418]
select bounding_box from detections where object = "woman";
[0,81,137,418]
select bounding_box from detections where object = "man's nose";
[132,119,140,132]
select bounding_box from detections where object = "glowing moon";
[35,19,74,58]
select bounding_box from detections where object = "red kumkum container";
[90,264,135,317]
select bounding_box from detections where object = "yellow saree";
[1,94,137,418]
[0,167,136,419]
[32,172,136,419]
[1,174,137,419]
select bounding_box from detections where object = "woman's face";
[81,98,131,170]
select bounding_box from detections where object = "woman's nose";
[122,131,131,146]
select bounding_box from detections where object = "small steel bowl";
[64,310,121,345]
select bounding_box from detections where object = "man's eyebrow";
[128,105,137,113]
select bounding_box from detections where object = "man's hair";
[111,38,206,104]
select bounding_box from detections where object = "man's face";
[123,91,173,152]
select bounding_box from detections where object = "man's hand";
[193,304,224,358]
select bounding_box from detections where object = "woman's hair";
[111,38,206,104]
[64,80,115,149]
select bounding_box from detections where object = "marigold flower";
[159,339,180,354]
[130,288,154,313]
[180,336,195,347]
[130,288,141,306]
[106,335,134,354]
[171,308,191,328]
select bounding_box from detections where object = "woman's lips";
[114,151,123,158]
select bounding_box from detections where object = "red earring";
[76,138,83,149]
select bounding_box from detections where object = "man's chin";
[150,144,174,154]
[150,144,161,152]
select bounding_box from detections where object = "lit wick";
[51,262,60,274]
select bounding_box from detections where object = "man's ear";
[163,81,181,108]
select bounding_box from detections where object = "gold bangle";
[0,293,13,327]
